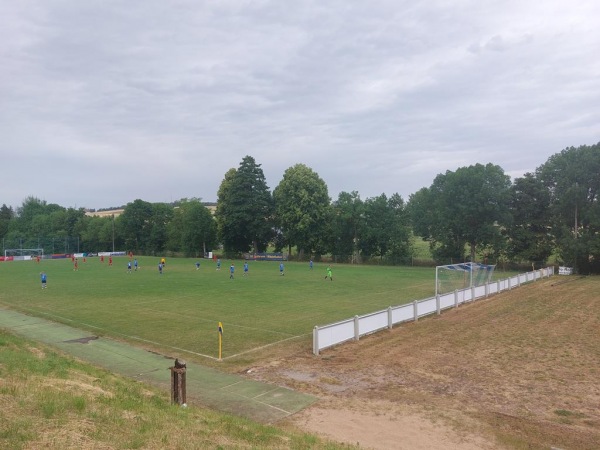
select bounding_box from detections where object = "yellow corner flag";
[218,322,224,360]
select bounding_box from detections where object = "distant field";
[0,257,513,360]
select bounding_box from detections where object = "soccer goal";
[435,262,496,296]
[4,248,44,261]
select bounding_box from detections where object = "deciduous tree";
[119,199,153,253]
[505,173,553,266]
[409,163,511,262]
[536,143,600,273]
[173,199,216,257]
[274,164,330,258]
[331,191,364,260]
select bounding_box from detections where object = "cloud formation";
[2,1,599,209]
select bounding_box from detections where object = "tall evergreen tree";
[0,204,14,241]
[216,157,273,254]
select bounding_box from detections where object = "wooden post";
[170,358,187,406]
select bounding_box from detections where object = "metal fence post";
[313,326,319,355]
[413,300,418,322]
[387,306,393,330]
[354,315,360,341]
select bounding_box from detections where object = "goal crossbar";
[4,248,45,259]
[435,262,496,296]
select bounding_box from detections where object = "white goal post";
[435,262,496,296]
[4,248,45,261]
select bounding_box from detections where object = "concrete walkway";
[0,308,317,423]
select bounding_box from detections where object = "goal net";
[435,262,496,296]
[4,248,44,261]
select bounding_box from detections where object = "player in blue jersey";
[243,261,249,276]
[279,262,285,276]
[229,263,235,279]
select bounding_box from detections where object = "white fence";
[313,267,555,355]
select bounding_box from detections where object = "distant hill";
[85,202,217,218]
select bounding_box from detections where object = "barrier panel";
[417,297,436,319]
[391,303,414,324]
[313,318,355,354]
[439,292,455,310]
[313,267,554,355]
[358,310,389,337]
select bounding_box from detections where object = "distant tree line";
[1,144,599,273]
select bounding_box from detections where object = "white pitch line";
[8,306,307,362]
[220,380,243,389]
[133,306,298,337]
[129,298,168,306]
[222,334,308,360]
[11,307,218,360]
[79,323,218,360]
[250,399,292,415]
[220,385,293,414]
[252,386,281,400]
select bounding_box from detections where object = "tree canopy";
[216,156,274,255]
[409,163,512,262]
[505,173,553,266]
[536,144,600,273]
[273,164,330,257]
[3,143,600,273]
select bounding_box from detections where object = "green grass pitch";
[0,257,438,360]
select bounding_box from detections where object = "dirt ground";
[243,277,600,449]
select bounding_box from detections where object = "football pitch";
[0,256,439,360]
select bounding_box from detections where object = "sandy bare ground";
[243,277,600,449]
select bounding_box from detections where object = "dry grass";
[243,276,600,449]
[0,332,356,449]
[3,275,599,449]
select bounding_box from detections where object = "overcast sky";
[2,1,599,210]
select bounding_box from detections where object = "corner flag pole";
[218,322,223,361]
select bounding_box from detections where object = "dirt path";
[291,401,495,450]
[244,278,600,449]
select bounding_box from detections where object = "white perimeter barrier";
[313,267,555,355]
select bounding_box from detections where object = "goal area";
[435,262,496,296]
[4,248,44,261]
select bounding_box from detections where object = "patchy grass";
[0,257,443,361]
[0,330,355,449]
[245,276,600,450]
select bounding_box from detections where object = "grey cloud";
[1,1,599,209]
